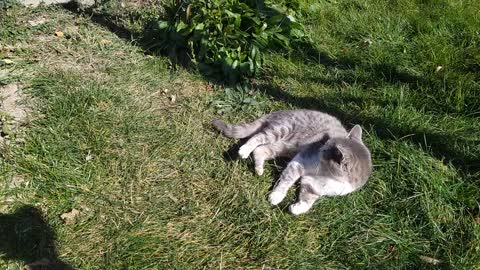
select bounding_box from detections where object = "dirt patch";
[0,83,30,143]
[1,84,29,123]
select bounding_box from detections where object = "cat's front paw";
[255,166,264,176]
[289,202,310,215]
[268,191,285,205]
[238,145,251,159]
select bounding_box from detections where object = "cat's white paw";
[238,146,251,159]
[268,191,285,205]
[255,166,264,176]
[289,202,310,215]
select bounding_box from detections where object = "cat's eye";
[329,147,343,164]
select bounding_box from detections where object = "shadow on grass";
[0,206,73,270]
[255,82,480,175]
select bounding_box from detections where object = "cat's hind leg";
[253,145,276,176]
[238,132,277,159]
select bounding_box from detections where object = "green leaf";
[251,45,258,59]
[261,22,268,31]
[232,60,239,69]
[176,21,187,32]
[290,28,305,38]
[267,14,285,25]
[195,23,205,30]
[274,33,290,47]
[158,21,169,29]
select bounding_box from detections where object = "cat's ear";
[348,125,362,141]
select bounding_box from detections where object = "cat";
[213,109,372,215]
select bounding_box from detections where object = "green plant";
[211,84,267,114]
[148,0,309,82]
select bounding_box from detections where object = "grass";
[1,0,479,269]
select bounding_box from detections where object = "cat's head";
[319,125,372,185]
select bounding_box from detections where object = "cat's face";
[317,126,372,184]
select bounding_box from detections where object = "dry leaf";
[54,31,64,38]
[2,59,14,64]
[100,39,112,45]
[60,208,80,224]
[419,255,442,265]
[170,95,176,103]
[435,66,443,73]
[474,217,480,224]
[162,88,169,94]
[186,4,191,20]
[205,84,213,91]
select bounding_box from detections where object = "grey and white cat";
[213,109,372,215]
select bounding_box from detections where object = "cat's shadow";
[222,141,303,213]
[222,141,291,190]
[221,139,248,162]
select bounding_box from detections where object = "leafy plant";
[146,0,309,82]
[211,84,267,115]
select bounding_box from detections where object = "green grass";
[1,0,480,269]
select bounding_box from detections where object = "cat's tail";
[212,118,265,139]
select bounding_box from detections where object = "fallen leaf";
[205,84,213,91]
[419,255,442,265]
[435,66,443,73]
[162,88,169,94]
[170,95,176,103]
[474,217,480,224]
[100,39,112,45]
[54,31,64,38]
[2,59,14,64]
[60,208,80,224]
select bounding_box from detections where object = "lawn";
[0,0,479,269]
